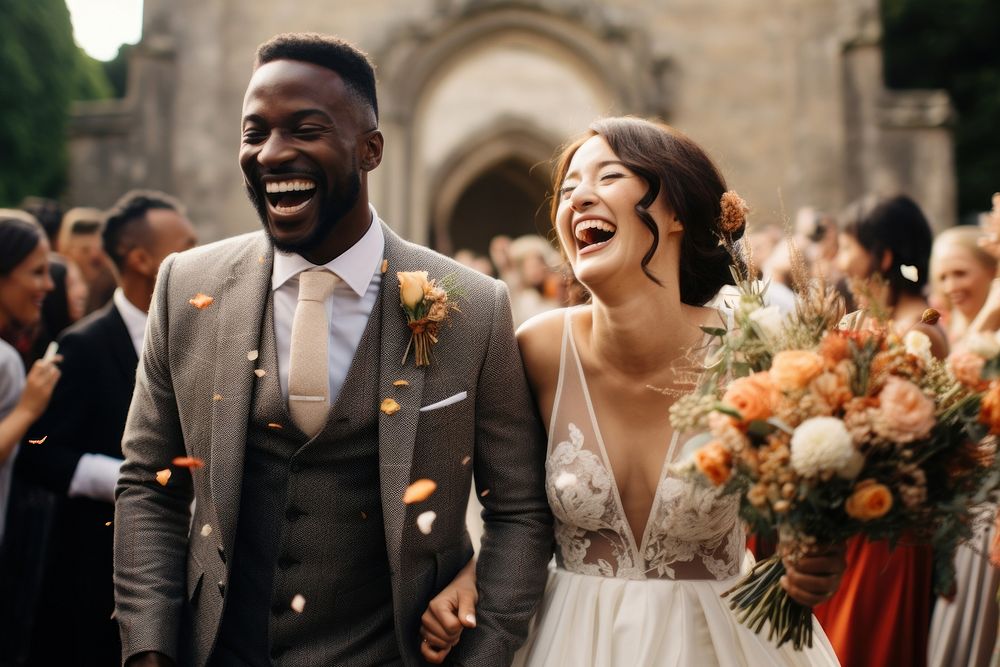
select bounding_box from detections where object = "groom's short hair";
[254,33,379,124]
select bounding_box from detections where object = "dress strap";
[546,308,575,447]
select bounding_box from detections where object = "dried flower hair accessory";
[719,190,749,234]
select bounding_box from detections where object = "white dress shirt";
[272,209,384,406]
[66,288,145,504]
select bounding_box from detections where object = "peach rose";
[845,479,893,520]
[873,376,936,443]
[948,352,990,391]
[722,372,779,425]
[810,366,854,412]
[397,271,429,309]
[980,381,1000,436]
[693,440,733,486]
[770,350,825,391]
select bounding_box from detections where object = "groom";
[114,33,552,667]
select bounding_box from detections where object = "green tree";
[882,0,1000,219]
[0,0,113,206]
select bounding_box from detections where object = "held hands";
[780,541,847,607]
[18,356,61,420]
[419,557,479,664]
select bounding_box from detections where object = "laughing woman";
[419,118,843,666]
[0,211,62,543]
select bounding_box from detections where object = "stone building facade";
[67,0,956,252]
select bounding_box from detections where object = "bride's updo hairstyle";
[551,117,745,306]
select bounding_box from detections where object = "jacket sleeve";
[113,254,193,665]
[449,281,553,666]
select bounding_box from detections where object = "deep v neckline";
[565,314,684,562]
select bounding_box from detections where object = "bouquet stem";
[722,554,814,650]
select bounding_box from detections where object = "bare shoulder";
[517,307,572,392]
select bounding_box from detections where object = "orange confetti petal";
[27,435,47,445]
[172,456,205,470]
[403,478,437,504]
[480,489,490,497]
[393,380,409,387]
[254,369,267,377]
[461,455,471,466]
[188,293,214,309]
[247,350,259,361]
[381,259,389,274]
[156,469,172,486]
[212,393,223,401]
[105,521,112,527]
[380,398,401,415]
[291,594,306,613]
[267,422,283,430]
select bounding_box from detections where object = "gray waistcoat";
[213,296,399,667]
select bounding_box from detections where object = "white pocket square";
[419,391,468,412]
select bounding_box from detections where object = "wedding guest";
[17,191,196,666]
[27,255,89,364]
[20,196,63,246]
[814,193,946,667]
[58,207,117,312]
[0,211,61,543]
[927,224,1000,667]
[507,235,560,326]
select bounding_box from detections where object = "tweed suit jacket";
[113,220,553,667]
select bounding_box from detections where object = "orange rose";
[810,365,854,412]
[845,479,893,520]
[949,352,990,391]
[693,440,733,486]
[771,350,825,391]
[820,332,852,366]
[980,381,1000,436]
[722,372,778,425]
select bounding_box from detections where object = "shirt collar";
[271,206,384,298]
[112,287,147,350]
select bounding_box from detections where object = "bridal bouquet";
[670,271,1000,649]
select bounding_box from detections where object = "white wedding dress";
[514,311,840,666]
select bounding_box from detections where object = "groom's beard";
[246,169,362,255]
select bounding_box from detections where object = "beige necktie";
[288,268,339,437]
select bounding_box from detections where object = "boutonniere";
[397,270,462,367]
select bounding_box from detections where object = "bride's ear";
[666,215,684,235]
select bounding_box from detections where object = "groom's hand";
[126,651,175,667]
[420,559,478,664]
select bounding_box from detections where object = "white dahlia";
[789,417,860,479]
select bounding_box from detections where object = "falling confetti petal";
[291,594,306,613]
[393,380,409,387]
[201,524,213,537]
[258,255,265,265]
[403,478,437,504]
[381,259,389,274]
[480,489,490,498]
[27,436,47,445]
[156,469,172,486]
[361,511,368,520]
[105,521,112,527]
[554,472,577,490]
[267,422,284,430]
[900,264,919,282]
[417,511,437,535]
[380,398,401,415]
[247,350,259,361]
[461,455,471,466]
[188,293,214,309]
[172,456,205,470]
[254,369,267,377]
[213,394,223,401]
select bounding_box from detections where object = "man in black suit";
[16,190,196,666]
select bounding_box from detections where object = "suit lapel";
[209,234,273,555]
[377,223,428,570]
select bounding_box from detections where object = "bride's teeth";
[574,220,617,242]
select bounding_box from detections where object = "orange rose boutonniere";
[397,270,462,367]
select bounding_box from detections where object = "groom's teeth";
[265,179,316,194]
[274,199,311,214]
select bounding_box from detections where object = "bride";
[420,117,845,666]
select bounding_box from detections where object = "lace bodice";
[546,309,743,581]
